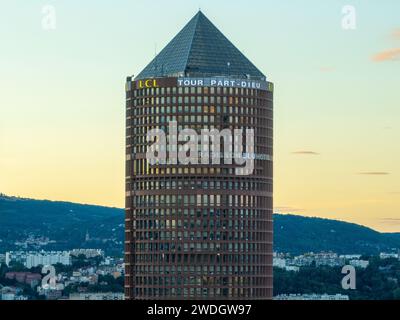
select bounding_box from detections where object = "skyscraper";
[125,11,273,300]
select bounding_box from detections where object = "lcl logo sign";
[137,79,158,88]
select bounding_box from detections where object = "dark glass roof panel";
[135,11,265,80]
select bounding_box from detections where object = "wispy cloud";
[379,218,400,225]
[371,48,400,62]
[393,28,400,39]
[320,66,335,73]
[292,151,320,155]
[274,206,304,213]
[358,172,390,175]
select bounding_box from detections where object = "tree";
[8,261,27,272]
[393,288,400,300]
[0,263,9,277]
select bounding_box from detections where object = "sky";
[0,0,399,232]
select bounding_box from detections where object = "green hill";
[1,195,399,255]
[0,195,124,255]
[274,214,400,255]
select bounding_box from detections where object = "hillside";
[0,195,124,255]
[274,214,400,255]
[0,195,399,255]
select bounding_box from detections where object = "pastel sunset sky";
[1,0,399,231]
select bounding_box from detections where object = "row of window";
[135,219,269,230]
[131,151,271,163]
[128,161,270,177]
[130,115,268,128]
[133,95,268,107]
[132,86,266,97]
[132,287,271,298]
[132,247,270,260]
[129,179,272,192]
[130,244,272,257]
[134,231,268,242]
[135,275,268,286]
[131,194,259,207]
[131,208,271,219]
[131,265,271,276]
[130,104,271,116]
[129,123,272,137]
[131,96,273,111]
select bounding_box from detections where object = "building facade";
[5,251,71,268]
[125,11,273,300]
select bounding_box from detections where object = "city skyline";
[1,1,400,232]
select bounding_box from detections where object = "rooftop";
[135,11,265,81]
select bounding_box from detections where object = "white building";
[349,259,369,269]
[5,251,71,268]
[340,254,362,260]
[273,258,286,269]
[290,252,345,267]
[284,266,300,272]
[5,252,13,266]
[26,251,71,268]
[274,293,349,300]
[314,253,345,267]
[0,287,19,301]
[70,249,104,258]
[379,252,398,260]
[292,255,314,267]
[69,292,124,300]
[1,293,16,300]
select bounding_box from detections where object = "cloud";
[358,172,390,175]
[292,151,320,155]
[379,218,400,225]
[371,48,400,62]
[393,28,400,39]
[320,66,335,73]
[274,206,304,213]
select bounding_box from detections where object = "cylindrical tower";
[125,11,273,300]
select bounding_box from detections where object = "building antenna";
[154,43,158,74]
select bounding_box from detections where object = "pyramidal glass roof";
[135,11,265,81]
